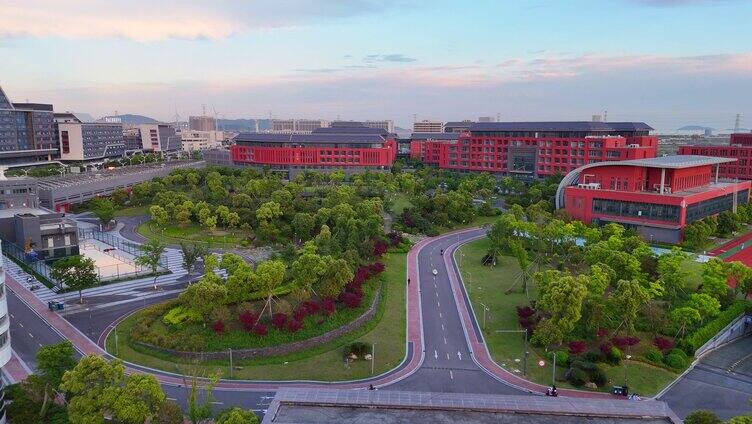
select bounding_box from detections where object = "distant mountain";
[217,118,271,132]
[677,125,713,131]
[100,114,160,125]
[725,128,750,132]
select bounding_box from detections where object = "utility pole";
[480,302,489,330]
[371,343,375,375]
[228,348,233,378]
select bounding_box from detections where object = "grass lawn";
[390,194,414,216]
[106,251,407,381]
[137,221,249,246]
[457,238,679,396]
[114,206,151,217]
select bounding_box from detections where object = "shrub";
[611,336,640,350]
[568,340,588,356]
[668,348,688,361]
[373,240,388,257]
[238,311,257,331]
[211,306,232,323]
[387,231,402,246]
[213,320,226,335]
[583,350,605,363]
[275,299,292,315]
[271,313,287,330]
[252,323,268,336]
[287,319,303,333]
[596,328,608,339]
[369,262,385,274]
[516,306,536,319]
[644,347,663,363]
[568,368,588,386]
[237,302,256,315]
[607,346,622,365]
[664,353,687,369]
[163,306,201,327]
[683,410,722,424]
[304,300,320,315]
[553,350,570,367]
[341,292,363,308]
[322,298,336,315]
[293,307,308,321]
[590,365,608,387]
[683,301,750,354]
[653,336,674,352]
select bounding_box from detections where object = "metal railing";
[78,228,168,268]
[0,239,60,289]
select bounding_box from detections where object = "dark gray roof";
[411,132,459,140]
[313,126,389,136]
[234,132,387,144]
[444,121,474,127]
[470,121,653,132]
[12,103,54,112]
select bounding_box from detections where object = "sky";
[0,0,751,132]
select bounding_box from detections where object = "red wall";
[232,139,396,167]
[678,145,752,180]
[731,133,752,147]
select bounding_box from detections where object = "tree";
[727,261,752,297]
[91,197,116,228]
[60,355,126,423]
[179,275,228,322]
[112,374,165,424]
[686,293,721,323]
[150,205,170,229]
[318,258,354,298]
[256,201,282,222]
[717,210,741,237]
[181,242,207,275]
[684,410,722,424]
[252,260,287,320]
[136,240,166,290]
[609,279,651,334]
[186,373,219,424]
[700,258,730,302]
[671,307,702,337]
[155,400,185,424]
[217,407,260,424]
[34,341,77,417]
[51,255,99,303]
[532,274,588,346]
[292,212,316,241]
[657,247,690,305]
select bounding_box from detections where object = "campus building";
[271,119,330,134]
[413,120,444,133]
[556,156,751,244]
[138,124,181,153]
[410,121,658,177]
[678,133,752,180]
[188,115,216,131]
[55,113,125,161]
[0,244,9,423]
[179,130,224,152]
[230,125,396,177]
[0,85,58,164]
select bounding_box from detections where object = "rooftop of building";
[0,207,53,219]
[234,132,389,144]
[35,161,202,189]
[312,126,390,136]
[470,121,654,132]
[411,132,460,140]
[600,155,735,169]
[11,103,54,112]
[262,389,679,424]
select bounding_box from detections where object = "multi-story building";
[54,113,125,161]
[138,124,181,153]
[230,125,396,178]
[0,85,58,164]
[189,115,217,131]
[271,119,330,134]
[123,127,143,152]
[409,132,460,164]
[363,120,395,133]
[556,155,750,243]
[180,130,224,151]
[0,178,38,209]
[444,121,474,133]
[413,120,444,133]
[678,133,752,180]
[410,121,658,177]
[0,245,10,423]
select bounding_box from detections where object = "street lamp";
[479,302,489,330]
[497,329,529,376]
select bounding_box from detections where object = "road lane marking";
[449,370,454,380]
[434,350,438,359]
[441,324,444,331]
[444,337,447,344]
[446,352,450,360]
[166,397,177,401]
[28,332,33,338]
[437,301,440,308]
[439,312,442,318]
[457,351,462,361]
[18,323,23,328]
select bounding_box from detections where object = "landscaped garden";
[460,203,752,396]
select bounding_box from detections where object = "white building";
[272,119,330,134]
[364,120,395,133]
[138,124,181,152]
[180,130,224,151]
[55,113,125,161]
[413,120,444,133]
[0,245,11,424]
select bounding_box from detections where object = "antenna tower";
[734,114,741,133]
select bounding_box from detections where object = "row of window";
[593,198,681,223]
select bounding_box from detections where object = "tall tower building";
[188,115,217,131]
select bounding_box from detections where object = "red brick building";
[231,125,396,177]
[678,133,752,180]
[556,156,751,243]
[410,122,658,177]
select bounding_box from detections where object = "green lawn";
[456,238,679,396]
[106,251,407,381]
[114,206,151,217]
[137,221,250,246]
[390,194,414,216]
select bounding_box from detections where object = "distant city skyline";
[1,0,750,132]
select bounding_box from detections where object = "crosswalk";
[2,244,220,313]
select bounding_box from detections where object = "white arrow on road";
[434,350,438,359]
[457,351,462,361]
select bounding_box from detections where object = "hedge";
[682,300,750,354]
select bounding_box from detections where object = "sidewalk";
[3,351,31,383]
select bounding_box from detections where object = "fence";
[1,239,60,290]
[78,228,168,268]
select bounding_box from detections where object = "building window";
[61,131,70,154]
[592,198,680,223]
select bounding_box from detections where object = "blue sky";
[1,0,750,131]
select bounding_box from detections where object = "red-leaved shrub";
[653,336,674,352]
[252,323,268,336]
[294,307,308,321]
[272,313,287,330]
[611,336,640,350]
[341,292,362,308]
[596,328,609,339]
[388,232,402,246]
[369,262,385,274]
[373,240,388,257]
[516,306,536,319]
[213,320,225,335]
[287,319,303,333]
[599,342,613,355]
[322,298,336,315]
[568,340,588,355]
[304,300,320,315]
[238,311,257,331]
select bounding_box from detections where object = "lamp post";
[371,343,376,375]
[228,348,233,378]
[496,329,529,376]
[479,302,489,330]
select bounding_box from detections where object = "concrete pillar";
[715,164,719,184]
[660,168,666,195]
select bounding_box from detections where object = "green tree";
[292,212,316,241]
[181,242,207,275]
[256,201,282,222]
[179,274,228,322]
[34,340,77,417]
[217,407,260,424]
[671,307,702,337]
[686,293,721,323]
[684,410,722,424]
[155,400,185,424]
[609,279,652,334]
[150,205,170,229]
[252,260,287,319]
[91,197,116,228]
[657,247,690,304]
[112,374,165,424]
[717,210,741,237]
[532,274,588,346]
[186,373,219,424]
[318,258,354,298]
[136,240,166,291]
[51,255,99,303]
[60,355,126,423]
[701,258,730,302]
